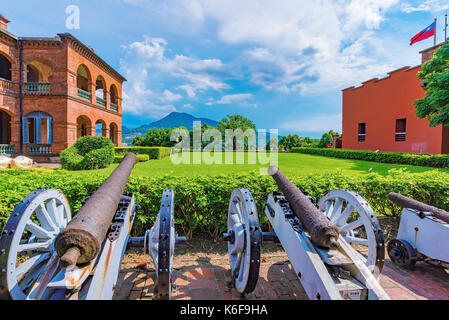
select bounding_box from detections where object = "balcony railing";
[0,78,15,92]
[110,103,118,111]
[96,96,106,106]
[78,88,91,100]
[395,132,406,142]
[0,144,14,155]
[26,144,52,155]
[24,83,51,95]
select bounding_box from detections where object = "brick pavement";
[113,256,449,300]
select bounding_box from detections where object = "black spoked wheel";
[156,189,175,300]
[387,239,417,269]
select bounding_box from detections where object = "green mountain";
[122,112,219,145]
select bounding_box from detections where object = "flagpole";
[445,12,448,43]
[434,18,437,46]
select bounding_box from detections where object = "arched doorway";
[77,65,91,100]
[109,122,118,145]
[0,53,12,81]
[95,119,107,137]
[109,84,118,110]
[95,76,106,107]
[0,109,11,144]
[77,115,92,139]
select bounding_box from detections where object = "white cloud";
[182,103,195,109]
[161,89,182,103]
[282,114,342,133]
[206,93,256,107]
[120,35,229,117]
[401,0,449,13]
[183,0,404,94]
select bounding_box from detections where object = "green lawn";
[73,152,449,177]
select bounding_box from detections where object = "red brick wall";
[0,30,124,159]
[342,66,444,154]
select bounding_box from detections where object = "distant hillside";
[122,112,219,145]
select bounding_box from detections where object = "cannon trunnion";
[223,166,389,300]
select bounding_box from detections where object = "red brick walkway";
[113,258,449,300]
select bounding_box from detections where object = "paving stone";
[118,257,449,300]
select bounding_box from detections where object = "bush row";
[1,168,448,239]
[292,147,449,168]
[114,154,150,163]
[115,147,172,160]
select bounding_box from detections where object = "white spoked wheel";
[0,189,71,300]
[318,190,385,276]
[226,188,261,294]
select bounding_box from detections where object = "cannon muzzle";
[55,153,138,267]
[388,192,449,224]
[268,166,339,249]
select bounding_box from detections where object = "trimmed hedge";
[115,147,171,160]
[114,154,149,163]
[60,136,115,170]
[1,168,449,239]
[292,147,449,168]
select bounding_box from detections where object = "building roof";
[419,42,446,54]
[0,28,126,82]
[57,33,126,82]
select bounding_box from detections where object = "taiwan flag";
[410,21,436,46]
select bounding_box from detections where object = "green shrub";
[114,154,149,163]
[115,147,171,159]
[74,136,115,156]
[81,147,115,170]
[1,168,449,239]
[60,146,83,170]
[61,136,115,170]
[292,147,449,168]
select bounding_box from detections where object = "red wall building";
[0,15,125,162]
[342,44,449,154]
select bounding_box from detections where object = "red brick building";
[0,15,125,162]
[342,43,448,154]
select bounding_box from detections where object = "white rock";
[13,156,34,169]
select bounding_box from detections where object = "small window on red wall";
[395,119,406,142]
[358,123,366,142]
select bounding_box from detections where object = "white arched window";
[22,112,52,144]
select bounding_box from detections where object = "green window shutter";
[35,116,42,145]
[22,118,28,144]
[48,117,53,144]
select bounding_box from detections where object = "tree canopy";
[217,115,256,134]
[414,42,449,127]
[318,130,339,148]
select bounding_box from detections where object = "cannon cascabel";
[55,153,138,266]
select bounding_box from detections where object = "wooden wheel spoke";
[36,204,58,232]
[46,199,61,229]
[25,221,54,240]
[333,204,354,225]
[15,253,50,280]
[325,201,334,218]
[330,198,343,220]
[343,235,369,246]
[18,241,52,253]
[340,218,364,233]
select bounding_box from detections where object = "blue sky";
[2,0,449,137]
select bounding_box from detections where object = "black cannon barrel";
[388,192,449,224]
[268,166,339,249]
[55,153,138,266]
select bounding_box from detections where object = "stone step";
[49,157,61,163]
